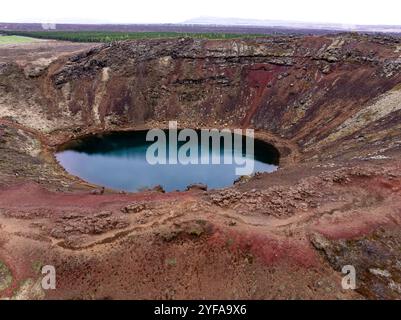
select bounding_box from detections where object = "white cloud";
[1,0,400,25]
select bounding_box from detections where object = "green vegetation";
[2,31,266,43]
[0,35,38,44]
[0,261,13,291]
[165,258,177,267]
[32,261,43,274]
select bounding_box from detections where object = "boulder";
[186,183,208,191]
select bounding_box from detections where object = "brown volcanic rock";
[0,34,401,299]
[49,36,400,132]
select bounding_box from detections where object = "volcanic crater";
[1,34,401,299]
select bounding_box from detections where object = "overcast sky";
[1,0,400,25]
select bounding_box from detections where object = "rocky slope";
[0,34,401,299]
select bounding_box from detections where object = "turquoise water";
[56,130,279,192]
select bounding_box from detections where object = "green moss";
[32,261,43,274]
[196,220,207,226]
[187,226,204,237]
[226,238,235,248]
[0,261,13,292]
[165,258,177,267]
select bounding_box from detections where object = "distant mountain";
[183,17,401,33]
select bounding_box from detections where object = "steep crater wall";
[1,34,401,163]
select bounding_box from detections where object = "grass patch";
[0,35,38,44]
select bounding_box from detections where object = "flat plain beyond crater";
[1,34,401,299]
